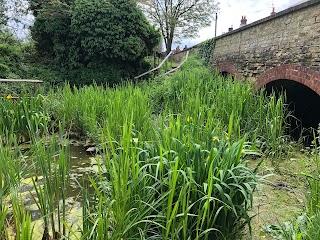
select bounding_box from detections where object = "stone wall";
[212,0,320,81]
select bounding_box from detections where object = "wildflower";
[212,136,220,142]
[131,138,139,143]
[186,116,193,123]
[6,94,13,100]
[225,134,229,141]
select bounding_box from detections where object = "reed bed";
[81,118,261,239]
[46,83,153,143]
[0,56,291,239]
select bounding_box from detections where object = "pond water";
[6,145,101,239]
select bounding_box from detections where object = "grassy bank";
[1,56,314,239]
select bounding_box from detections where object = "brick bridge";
[211,0,320,136]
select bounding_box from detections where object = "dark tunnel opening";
[220,71,234,80]
[265,79,320,145]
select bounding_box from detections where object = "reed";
[30,130,69,239]
[0,55,291,239]
[150,56,288,156]
[76,114,261,239]
[46,83,153,143]
[0,94,51,143]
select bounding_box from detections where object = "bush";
[0,31,23,78]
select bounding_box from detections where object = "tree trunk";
[166,38,172,55]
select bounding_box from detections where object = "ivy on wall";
[198,38,215,65]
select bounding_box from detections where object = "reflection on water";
[68,145,100,198]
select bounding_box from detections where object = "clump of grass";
[150,56,288,156]
[78,115,261,239]
[46,83,153,143]
[0,93,51,143]
[0,132,33,238]
[30,129,70,239]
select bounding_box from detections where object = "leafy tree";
[0,0,8,28]
[138,0,219,54]
[30,0,160,84]
[71,0,159,65]
[30,1,72,61]
[0,30,23,78]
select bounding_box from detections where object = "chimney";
[240,16,247,27]
[228,25,233,32]
[271,7,276,15]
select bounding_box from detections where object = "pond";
[6,144,101,239]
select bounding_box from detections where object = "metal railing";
[134,50,174,79]
[163,51,189,76]
[0,79,43,97]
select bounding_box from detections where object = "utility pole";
[214,12,218,37]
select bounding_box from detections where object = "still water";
[6,145,101,239]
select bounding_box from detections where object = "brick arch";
[216,63,243,79]
[256,64,320,95]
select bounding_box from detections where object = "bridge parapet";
[212,0,320,92]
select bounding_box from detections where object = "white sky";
[177,0,307,49]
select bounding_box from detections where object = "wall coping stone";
[215,0,320,40]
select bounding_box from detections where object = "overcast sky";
[177,0,307,49]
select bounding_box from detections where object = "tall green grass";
[0,94,51,143]
[30,133,69,239]
[46,57,288,156]
[46,83,153,143]
[150,58,288,156]
[0,56,291,239]
[0,132,34,239]
[78,116,261,239]
[0,102,69,239]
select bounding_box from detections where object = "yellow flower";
[212,136,220,142]
[131,138,139,143]
[6,94,13,100]
[186,116,193,123]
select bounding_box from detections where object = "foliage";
[0,93,51,143]
[0,56,292,239]
[198,38,215,65]
[150,57,289,156]
[0,30,23,78]
[45,83,154,143]
[30,0,160,85]
[0,0,7,27]
[30,0,72,61]
[71,0,159,64]
[139,0,219,54]
[81,120,260,239]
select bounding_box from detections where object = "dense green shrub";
[30,0,160,85]
[0,30,23,78]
